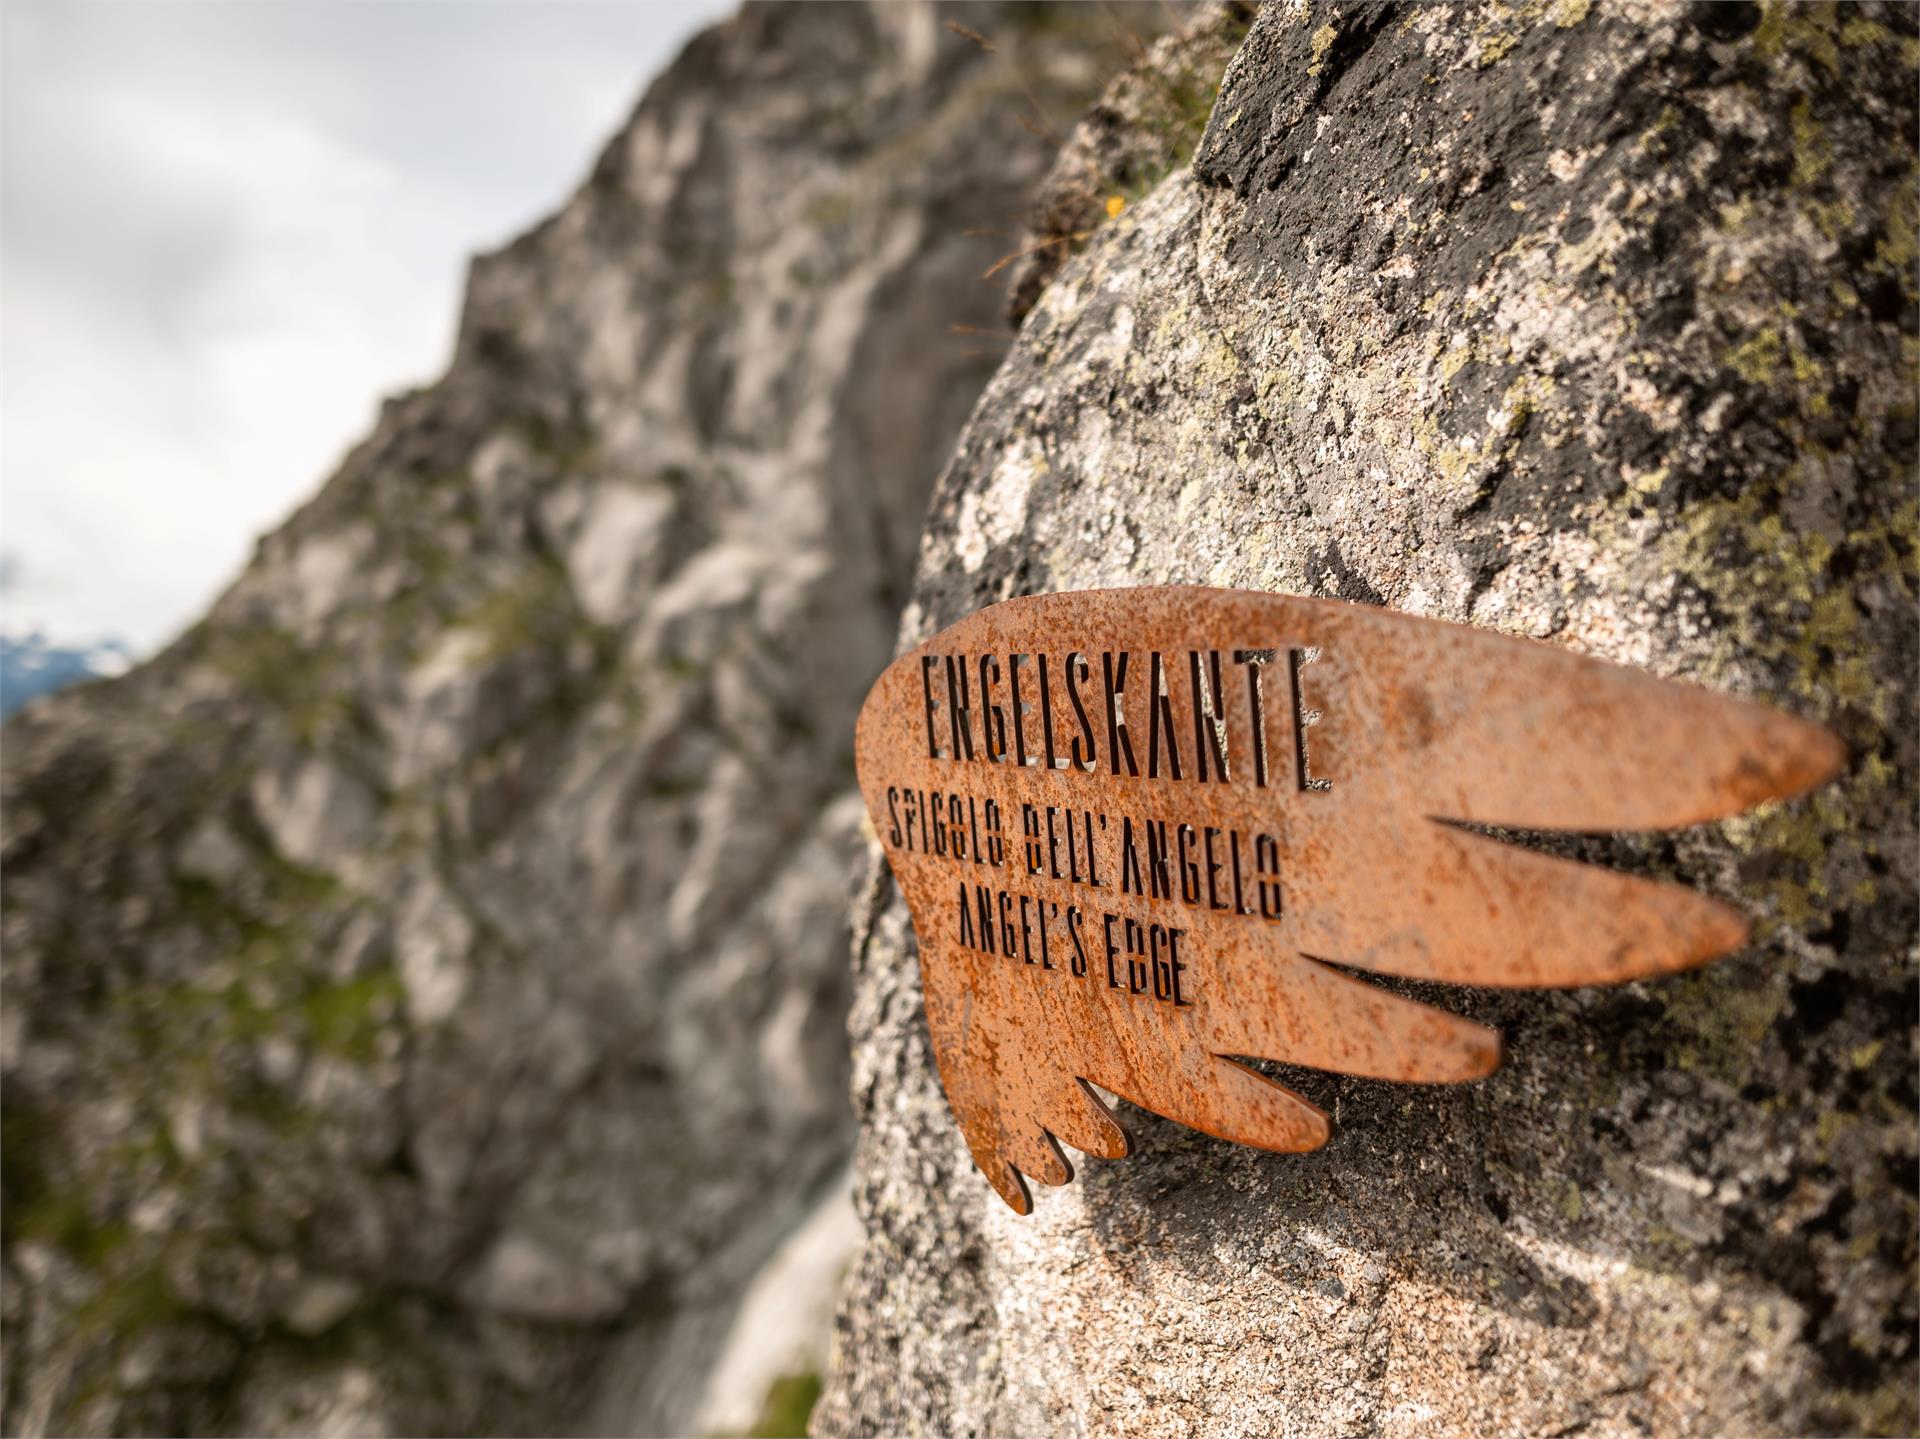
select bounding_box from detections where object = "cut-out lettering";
[856,588,1845,1215]
[1289,646,1332,792]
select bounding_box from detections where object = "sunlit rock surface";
[820,4,1918,1436]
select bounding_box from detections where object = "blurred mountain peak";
[0,629,134,718]
[0,4,1171,1434]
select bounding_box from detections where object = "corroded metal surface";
[853,588,1846,1213]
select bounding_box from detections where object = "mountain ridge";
[0,6,1160,1433]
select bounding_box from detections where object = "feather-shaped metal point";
[854,588,1846,1213]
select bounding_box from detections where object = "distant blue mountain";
[0,632,133,719]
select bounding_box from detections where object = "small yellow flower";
[1105,194,1125,219]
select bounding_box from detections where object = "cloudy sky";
[1,0,729,654]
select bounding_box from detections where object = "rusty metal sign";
[854,588,1845,1213]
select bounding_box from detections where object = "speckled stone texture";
[0,5,1156,1434]
[818,4,1918,1436]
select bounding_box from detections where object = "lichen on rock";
[820,3,1917,1435]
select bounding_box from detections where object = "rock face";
[821,4,1917,1437]
[0,5,1150,1434]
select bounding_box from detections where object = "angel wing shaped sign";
[853,588,1845,1214]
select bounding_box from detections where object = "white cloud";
[0,0,729,652]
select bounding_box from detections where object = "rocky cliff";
[820,3,1918,1437]
[0,5,1155,1434]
